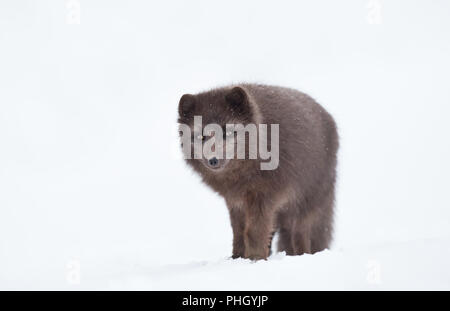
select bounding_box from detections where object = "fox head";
[177,86,261,174]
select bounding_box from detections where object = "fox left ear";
[225,86,252,116]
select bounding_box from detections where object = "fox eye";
[196,134,204,140]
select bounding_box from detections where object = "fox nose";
[208,157,219,167]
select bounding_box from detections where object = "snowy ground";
[1,0,450,290]
[4,237,450,290]
[84,237,450,291]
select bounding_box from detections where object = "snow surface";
[1,0,450,290]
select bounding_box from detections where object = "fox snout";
[203,156,229,171]
[208,157,219,167]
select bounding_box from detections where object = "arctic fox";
[178,84,339,260]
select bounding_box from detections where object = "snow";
[1,0,450,290]
[93,238,450,291]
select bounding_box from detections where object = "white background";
[1,0,449,290]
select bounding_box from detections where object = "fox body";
[178,84,338,260]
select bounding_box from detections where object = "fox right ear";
[179,94,196,118]
[225,86,252,117]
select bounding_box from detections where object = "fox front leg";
[243,203,275,260]
[228,205,246,259]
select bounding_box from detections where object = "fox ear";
[225,87,251,116]
[179,94,196,118]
